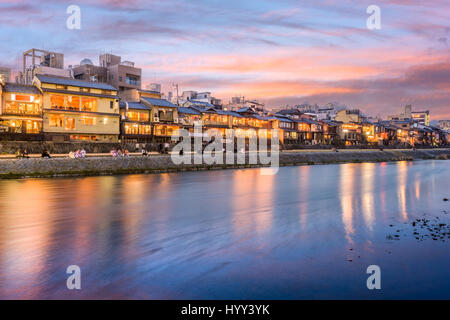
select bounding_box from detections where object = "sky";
[0,0,449,119]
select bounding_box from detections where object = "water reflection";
[340,164,355,244]
[397,161,409,221]
[0,160,449,299]
[231,169,274,236]
[298,166,310,230]
[361,163,375,231]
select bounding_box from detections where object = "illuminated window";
[81,117,96,126]
[50,95,66,109]
[67,96,80,111]
[25,120,40,134]
[65,117,76,130]
[4,101,41,115]
[70,135,98,141]
[49,114,64,127]
[81,98,97,112]
[139,125,152,135]
[125,124,139,135]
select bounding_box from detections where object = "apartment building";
[73,53,142,99]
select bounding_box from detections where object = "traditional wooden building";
[141,96,180,142]
[337,122,362,145]
[33,75,120,142]
[0,83,43,140]
[120,101,152,142]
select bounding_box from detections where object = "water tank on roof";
[80,58,94,65]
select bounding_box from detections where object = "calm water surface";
[0,160,449,299]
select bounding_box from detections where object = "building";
[0,82,43,140]
[20,49,68,85]
[388,104,412,121]
[437,120,450,131]
[337,122,363,145]
[411,110,430,126]
[33,75,120,142]
[120,100,152,142]
[147,83,161,93]
[0,67,11,82]
[335,109,364,123]
[141,94,180,142]
[73,53,142,99]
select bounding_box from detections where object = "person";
[69,151,75,159]
[164,142,169,154]
[123,149,130,157]
[158,143,163,154]
[110,149,118,157]
[15,149,22,159]
[41,150,51,158]
[80,148,86,158]
[22,149,30,158]
[141,148,148,156]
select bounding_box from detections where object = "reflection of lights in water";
[0,180,52,297]
[231,170,274,236]
[299,166,310,230]
[397,161,408,221]
[415,179,421,200]
[362,163,375,231]
[340,164,355,245]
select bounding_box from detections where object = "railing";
[3,111,42,116]
[158,115,174,122]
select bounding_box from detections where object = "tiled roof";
[276,109,302,115]
[2,83,41,94]
[35,75,117,91]
[120,101,151,110]
[273,115,294,122]
[177,107,201,115]
[189,100,215,108]
[236,107,256,113]
[142,97,178,108]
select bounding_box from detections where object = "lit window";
[65,117,76,130]
[49,114,64,127]
[81,117,96,126]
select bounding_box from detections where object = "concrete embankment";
[0,149,449,179]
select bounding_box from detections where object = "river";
[0,160,449,299]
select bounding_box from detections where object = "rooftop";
[141,97,177,108]
[120,101,151,111]
[35,75,117,91]
[2,83,41,95]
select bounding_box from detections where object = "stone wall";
[0,149,449,179]
[0,141,161,154]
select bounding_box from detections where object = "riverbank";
[0,148,449,179]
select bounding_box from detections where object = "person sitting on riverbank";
[122,149,130,157]
[16,149,30,158]
[164,142,170,154]
[141,148,148,156]
[41,150,51,158]
[68,151,75,159]
[110,149,119,157]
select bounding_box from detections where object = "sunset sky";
[0,0,449,118]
